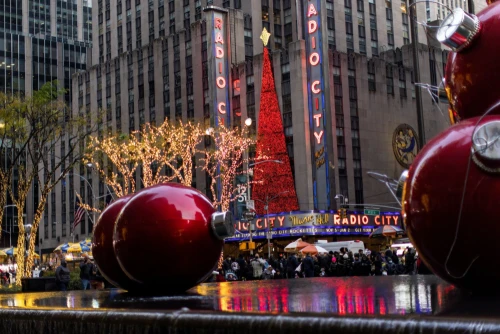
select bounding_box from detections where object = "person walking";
[251,254,265,280]
[55,260,70,291]
[79,256,93,290]
[302,253,315,278]
[236,254,246,280]
[286,253,298,279]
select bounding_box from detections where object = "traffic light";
[269,221,275,228]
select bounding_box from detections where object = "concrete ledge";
[1,308,500,334]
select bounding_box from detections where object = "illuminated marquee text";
[307,1,323,144]
[214,17,227,117]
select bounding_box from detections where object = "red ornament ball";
[113,183,222,294]
[444,2,500,120]
[403,116,500,292]
[92,194,143,291]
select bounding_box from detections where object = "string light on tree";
[86,119,204,198]
[202,121,255,212]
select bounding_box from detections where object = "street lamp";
[252,190,290,259]
[335,194,348,208]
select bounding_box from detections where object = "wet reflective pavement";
[0,275,494,317]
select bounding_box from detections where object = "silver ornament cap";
[211,211,235,240]
[472,121,500,161]
[436,8,481,52]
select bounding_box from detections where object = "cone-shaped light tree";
[252,38,299,215]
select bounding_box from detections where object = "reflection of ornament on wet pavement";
[403,116,500,292]
[392,124,419,169]
[93,183,234,295]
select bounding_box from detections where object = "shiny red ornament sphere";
[114,183,222,294]
[403,116,500,292]
[92,194,143,291]
[444,2,500,120]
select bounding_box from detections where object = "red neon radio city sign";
[205,6,230,125]
[214,17,227,116]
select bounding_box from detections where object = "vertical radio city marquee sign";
[303,0,331,209]
[204,6,230,126]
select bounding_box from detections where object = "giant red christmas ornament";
[440,3,500,121]
[403,116,500,292]
[113,183,234,294]
[92,194,143,291]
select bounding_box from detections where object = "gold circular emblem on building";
[393,124,419,168]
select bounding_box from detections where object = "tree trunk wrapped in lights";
[252,46,299,215]
[86,134,139,198]
[161,120,205,187]
[0,93,33,243]
[7,82,100,283]
[202,123,255,212]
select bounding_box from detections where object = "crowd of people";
[211,247,428,282]
[0,264,17,285]
[54,255,105,291]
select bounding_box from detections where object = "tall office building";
[429,0,486,22]
[0,0,92,99]
[0,0,92,251]
[53,0,458,252]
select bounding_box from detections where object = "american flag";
[73,196,85,231]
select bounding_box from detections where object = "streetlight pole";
[85,163,116,200]
[246,159,283,256]
[72,173,96,227]
[253,190,289,259]
[243,118,253,254]
[408,0,425,148]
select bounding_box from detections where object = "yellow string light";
[201,121,255,212]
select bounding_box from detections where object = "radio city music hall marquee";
[303,0,332,210]
[226,211,402,241]
[205,6,230,126]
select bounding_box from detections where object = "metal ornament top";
[436,8,481,52]
[472,121,500,160]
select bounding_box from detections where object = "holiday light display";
[86,119,204,198]
[87,135,139,198]
[252,42,299,215]
[159,120,204,187]
[202,122,254,212]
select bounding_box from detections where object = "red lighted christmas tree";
[252,45,299,215]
